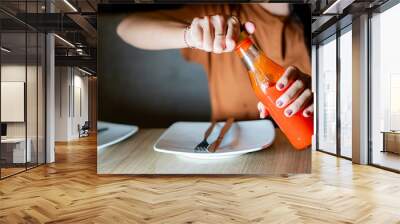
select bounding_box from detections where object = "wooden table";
[381,131,400,154]
[1,138,32,164]
[98,129,311,175]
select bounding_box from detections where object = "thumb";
[244,21,255,34]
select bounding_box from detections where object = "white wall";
[1,64,46,163]
[1,65,39,137]
[1,66,26,139]
[55,67,69,141]
[55,67,89,141]
[1,82,25,122]
[72,73,89,137]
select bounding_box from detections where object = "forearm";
[116,13,188,50]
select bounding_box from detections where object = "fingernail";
[276,100,283,107]
[305,111,311,116]
[278,83,284,90]
[286,109,293,117]
[260,113,265,119]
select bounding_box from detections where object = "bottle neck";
[235,30,285,86]
[235,36,260,72]
[235,32,275,86]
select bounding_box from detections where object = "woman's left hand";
[258,66,313,118]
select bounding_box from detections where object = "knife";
[207,117,235,153]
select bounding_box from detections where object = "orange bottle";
[235,31,313,150]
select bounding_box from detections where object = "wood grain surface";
[1,135,400,223]
[98,128,311,174]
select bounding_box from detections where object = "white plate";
[154,120,275,159]
[97,121,138,150]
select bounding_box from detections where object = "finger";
[200,16,213,52]
[244,21,255,34]
[276,79,304,108]
[190,17,203,48]
[303,104,314,117]
[284,89,312,117]
[211,15,226,53]
[257,102,267,119]
[276,66,298,91]
[224,16,240,52]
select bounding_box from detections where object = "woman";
[116,3,313,122]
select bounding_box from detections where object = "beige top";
[160,4,311,121]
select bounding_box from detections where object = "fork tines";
[194,121,216,153]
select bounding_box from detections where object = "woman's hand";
[258,66,313,118]
[185,16,255,53]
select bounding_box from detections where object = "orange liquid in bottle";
[236,36,313,150]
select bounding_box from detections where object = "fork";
[194,121,216,152]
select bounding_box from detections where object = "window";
[317,36,337,154]
[1,30,28,177]
[0,1,46,179]
[339,28,352,158]
[370,2,400,171]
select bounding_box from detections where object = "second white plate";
[97,121,138,150]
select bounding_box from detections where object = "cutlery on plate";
[194,120,216,152]
[207,117,235,153]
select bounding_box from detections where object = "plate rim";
[97,121,139,150]
[153,120,276,158]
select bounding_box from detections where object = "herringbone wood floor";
[1,135,400,224]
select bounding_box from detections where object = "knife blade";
[207,117,235,153]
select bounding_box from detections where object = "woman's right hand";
[185,15,255,53]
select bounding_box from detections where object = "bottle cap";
[235,24,253,52]
[238,24,248,40]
